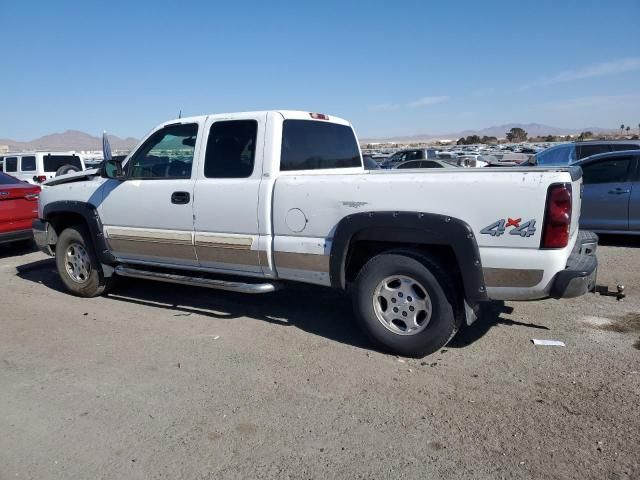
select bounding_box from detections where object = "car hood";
[43,168,100,186]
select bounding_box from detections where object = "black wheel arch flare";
[42,201,117,266]
[329,211,489,303]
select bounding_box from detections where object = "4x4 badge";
[481,218,536,237]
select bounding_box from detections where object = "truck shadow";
[447,302,549,348]
[15,259,547,354]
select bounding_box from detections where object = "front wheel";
[55,224,112,297]
[352,252,459,357]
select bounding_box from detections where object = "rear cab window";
[280,120,361,171]
[4,157,18,172]
[43,154,82,172]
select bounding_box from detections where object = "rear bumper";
[32,219,55,256]
[0,229,33,245]
[550,231,598,299]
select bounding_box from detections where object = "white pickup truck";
[33,111,598,356]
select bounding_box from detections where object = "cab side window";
[204,120,257,178]
[128,124,198,179]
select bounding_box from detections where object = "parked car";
[393,159,458,169]
[34,110,597,356]
[531,141,640,166]
[0,172,40,246]
[2,152,85,184]
[381,148,439,168]
[573,150,640,234]
[362,155,381,170]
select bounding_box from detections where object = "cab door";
[192,113,266,275]
[97,121,203,266]
[580,155,634,231]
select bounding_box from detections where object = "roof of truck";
[160,110,351,127]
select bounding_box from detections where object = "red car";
[0,172,40,246]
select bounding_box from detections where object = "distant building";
[0,145,9,154]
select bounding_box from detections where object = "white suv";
[2,152,85,184]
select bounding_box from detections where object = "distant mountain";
[360,123,615,144]
[0,130,139,152]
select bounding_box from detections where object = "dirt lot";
[1,238,639,480]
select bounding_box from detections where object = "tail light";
[309,112,329,120]
[33,175,47,183]
[542,183,572,248]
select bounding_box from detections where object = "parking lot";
[1,239,638,480]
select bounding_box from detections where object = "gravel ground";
[1,237,639,480]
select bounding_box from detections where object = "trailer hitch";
[594,284,626,301]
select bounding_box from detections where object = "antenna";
[178,109,182,119]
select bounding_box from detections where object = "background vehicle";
[393,159,458,169]
[362,155,381,170]
[532,141,640,166]
[34,110,597,357]
[381,148,439,168]
[573,150,640,234]
[0,172,40,246]
[2,152,85,184]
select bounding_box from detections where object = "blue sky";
[1,0,639,140]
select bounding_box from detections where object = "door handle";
[171,191,190,204]
[607,188,630,195]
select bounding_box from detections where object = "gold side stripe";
[483,268,544,288]
[194,235,253,249]
[107,234,192,245]
[274,251,330,273]
[195,242,251,250]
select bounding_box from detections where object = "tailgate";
[568,166,583,242]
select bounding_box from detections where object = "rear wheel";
[352,252,460,357]
[55,224,112,297]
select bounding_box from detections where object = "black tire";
[352,251,461,357]
[55,224,112,297]
[55,164,80,176]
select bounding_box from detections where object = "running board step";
[114,266,280,294]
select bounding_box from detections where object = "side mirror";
[101,160,126,180]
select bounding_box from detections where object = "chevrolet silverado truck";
[33,111,598,356]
